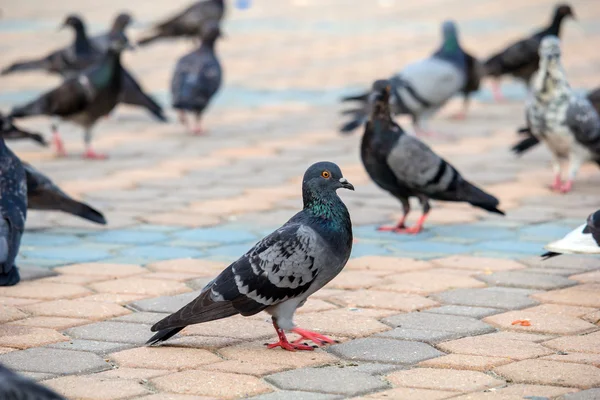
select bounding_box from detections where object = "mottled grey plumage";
[24,163,106,225]
[0,364,65,399]
[526,36,600,192]
[137,0,225,46]
[0,137,27,287]
[147,162,354,350]
[0,113,47,146]
[360,80,504,234]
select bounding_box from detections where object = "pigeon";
[361,80,504,234]
[171,22,222,134]
[90,12,133,52]
[0,363,65,399]
[9,30,130,159]
[525,36,600,193]
[24,162,107,225]
[0,136,27,287]
[0,113,47,146]
[512,86,600,156]
[542,210,600,259]
[483,3,575,101]
[137,0,225,46]
[1,14,97,77]
[340,21,479,135]
[147,161,354,351]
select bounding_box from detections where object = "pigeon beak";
[339,177,355,191]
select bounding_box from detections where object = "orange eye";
[321,171,331,179]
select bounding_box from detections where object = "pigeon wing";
[566,95,600,155]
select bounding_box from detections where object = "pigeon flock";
[0,3,598,389]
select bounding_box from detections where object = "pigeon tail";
[339,115,367,134]
[511,136,540,155]
[9,98,45,119]
[63,200,107,225]
[146,327,184,346]
[541,251,560,260]
[121,70,168,122]
[1,59,48,76]
[137,34,160,47]
[341,92,369,103]
[460,181,505,215]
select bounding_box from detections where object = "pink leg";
[549,174,562,191]
[291,327,336,346]
[266,320,314,351]
[52,127,67,157]
[559,180,573,193]
[400,213,428,234]
[492,81,504,102]
[83,147,108,160]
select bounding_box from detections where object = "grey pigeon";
[171,23,222,134]
[0,136,27,286]
[90,13,133,52]
[0,113,47,147]
[341,21,478,135]
[361,80,504,234]
[542,209,600,259]
[1,15,97,77]
[147,161,354,351]
[137,0,225,46]
[9,31,130,160]
[483,3,575,101]
[24,162,106,225]
[0,363,65,399]
[525,36,600,193]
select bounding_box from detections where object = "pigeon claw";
[396,225,424,235]
[549,175,563,192]
[559,180,573,193]
[377,224,406,232]
[266,340,314,352]
[83,149,108,160]
[291,327,336,347]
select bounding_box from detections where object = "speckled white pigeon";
[526,36,600,193]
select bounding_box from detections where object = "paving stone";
[525,304,598,317]
[44,375,150,399]
[359,387,456,399]
[419,354,512,371]
[0,305,27,323]
[483,310,597,335]
[266,366,388,396]
[293,309,390,338]
[55,263,146,278]
[165,335,243,349]
[431,256,526,272]
[483,331,555,343]
[329,338,443,364]
[345,256,433,273]
[19,266,57,281]
[532,284,600,308]
[0,347,110,374]
[432,287,539,310]
[218,341,338,368]
[493,384,577,398]
[201,360,291,377]
[88,277,191,296]
[20,372,56,381]
[375,270,485,295]
[131,395,216,400]
[65,322,152,345]
[477,270,577,290]
[248,391,342,400]
[340,362,406,375]
[46,340,133,354]
[94,367,170,380]
[423,305,502,319]
[494,359,600,388]
[129,291,200,313]
[328,271,388,290]
[328,290,438,312]
[111,312,169,324]
[381,312,494,339]
[375,328,459,343]
[9,316,89,330]
[541,353,600,367]
[139,258,224,276]
[520,255,600,272]
[386,368,504,392]
[0,325,68,349]
[563,388,600,400]
[20,299,131,320]
[543,331,600,354]
[570,270,600,283]
[152,370,272,398]
[110,346,221,369]
[438,335,553,360]
[0,282,91,300]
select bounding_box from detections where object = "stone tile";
[21,299,131,320]
[152,370,272,398]
[0,282,91,300]
[375,328,459,344]
[147,258,227,275]
[78,293,149,304]
[483,310,597,335]
[376,270,485,295]
[47,340,133,354]
[570,270,600,283]
[563,388,600,399]
[95,367,170,380]
[89,277,191,296]
[543,331,600,354]
[328,271,388,290]
[423,305,502,319]
[582,310,600,324]
[520,255,600,272]
[0,347,16,355]
[532,284,600,308]
[248,391,342,400]
[419,354,512,371]
[431,256,526,272]
[329,338,443,364]
[477,270,576,290]
[541,353,600,367]
[295,298,338,314]
[45,375,150,399]
[382,313,494,338]
[483,331,555,343]
[165,335,243,349]
[129,292,200,313]
[328,290,438,312]
[0,297,40,306]
[344,256,433,272]
[181,315,276,340]
[132,395,216,400]
[0,325,68,349]
[19,266,57,281]
[218,341,338,368]
[65,322,152,345]
[20,372,56,381]
[525,304,598,317]
[438,335,553,360]
[9,316,89,330]
[494,359,600,389]
[386,368,504,392]
[266,367,388,396]
[292,309,390,338]
[360,388,456,399]
[0,305,27,323]
[0,347,110,374]
[54,263,146,278]
[111,312,169,325]
[110,347,221,369]
[201,360,291,377]
[493,384,577,398]
[432,287,539,310]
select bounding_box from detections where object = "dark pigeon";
[340,21,479,136]
[0,137,27,286]
[171,23,222,134]
[147,161,354,351]
[1,15,97,77]
[0,113,47,147]
[24,162,106,225]
[0,364,65,399]
[90,12,133,52]
[137,0,225,46]
[542,209,600,259]
[360,80,504,234]
[9,31,130,160]
[483,3,575,101]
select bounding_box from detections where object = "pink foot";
[291,327,335,346]
[266,340,314,351]
[450,111,466,120]
[52,134,67,157]
[559,180,573,193]
[192,127,206,136]
[83,149,108,160]
[398,225,424,235]
[549,175,562,192]
[377,224,406,232]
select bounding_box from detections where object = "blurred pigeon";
[512,86,600,156]
[0,137,27,286]
[0,364,65,399]
[340,21,478,135]
[137,0,225,46]
[0,113,47,146]
[525,36,600,193]
[24,162,106,225]
[147,161,354,351]
[361,80,504,234]
[1,14,97,77]
[9,31,130,159]
[90,12,133,52]
[483,3,575,101]
[171,23,222,134]
[542,210,600,259]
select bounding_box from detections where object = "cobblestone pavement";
[1,0,600,399]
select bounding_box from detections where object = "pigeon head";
[107,30,133,53]
[303,162,354,196]
[369,79,392,121]
[587,210,600,231]
[555,4,575,20]
[441,20,458,43]
[112,13,133,33]
[539,36,562,60]
[200,22,222,45]
[60,14,85,31]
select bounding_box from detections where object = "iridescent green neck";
[303,190,348,225]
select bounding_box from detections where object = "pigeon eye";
[321,171,331,179]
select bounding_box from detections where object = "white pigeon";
[543,210,600,258]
